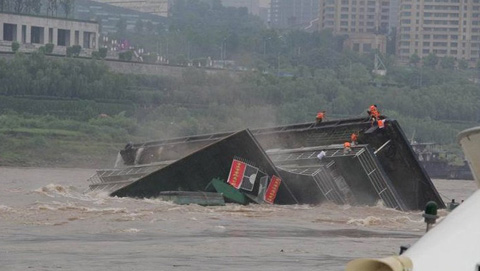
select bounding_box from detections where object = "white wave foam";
[0,205,16,213]
[120,228,140,233]
[144,198,178,206]
[30,201,128,214]
[33,184,99,202]
[347,214,424,228]
[347,216,383,226]
[213,225,226,232]
[33,184,68,197]
[391,215,423,224]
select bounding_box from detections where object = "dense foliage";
[0,52,478,145]
[0,0,75,17]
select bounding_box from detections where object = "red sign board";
[264,175,282,204]
[227,159,246,189]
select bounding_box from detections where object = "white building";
[0,12,99,54]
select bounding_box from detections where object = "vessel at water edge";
[345,126,480,271]
[87,117,445,210]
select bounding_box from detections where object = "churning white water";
[0,167,475,270]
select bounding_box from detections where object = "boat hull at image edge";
[346,126,480,271]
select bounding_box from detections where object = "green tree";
[24,0,41,14]
[409,53,420,66]
[59,0,74,17]
[98,48,108,58]
[338,63,371,89]
[11,41,19,52]
[13,0,24,13]
[47,0,58,16]
[45,43,54,54]
[440,56,455,70]
[119,51,133,61]
[0,0,7,11]
[423,53,438,68]
[135,19,144,34]
[458,59,468,70]
[66,45,81,57]
[116,18,127,37]
[145,21,154,33]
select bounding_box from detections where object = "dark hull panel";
[97,117,445,210]
[111,130,298,204]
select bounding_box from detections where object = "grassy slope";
[0,133,122,168]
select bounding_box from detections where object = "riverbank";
[0,136,121,168]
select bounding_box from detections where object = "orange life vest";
[378,119,385,128]
[316,112,324,119]
[344,142,351,148]
[351,133,358,142]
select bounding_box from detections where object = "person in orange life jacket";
[367,104,380,124]
[344,141,352,154]
[378,119,386,129]
[316,111,326,125]
[351,132,358,145]
[377,119,387,135]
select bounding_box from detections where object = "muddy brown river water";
[0,167,476,270]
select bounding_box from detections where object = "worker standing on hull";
[367,104,380,125]
[315,111,326,126]
[351,132,358,146]
[344,141,352,154]
[378,119,386,129]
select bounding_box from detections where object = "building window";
[57,29,70,46]
[3,24,17,41]
[31,26,44,44]
[363,43,372,52]
[353,43,360,51]
[83,32,93,48]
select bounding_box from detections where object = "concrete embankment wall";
[0,52,239,79]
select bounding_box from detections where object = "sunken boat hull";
[89,117,445,210]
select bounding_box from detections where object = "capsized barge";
[87,117,445,210]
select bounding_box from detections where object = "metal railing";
[355,147,407,211]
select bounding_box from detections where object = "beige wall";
[221,0,260,15]
[397,0,480,64]
[344,33,387,54]
[319,0,391,34]
[318,0,390,54]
